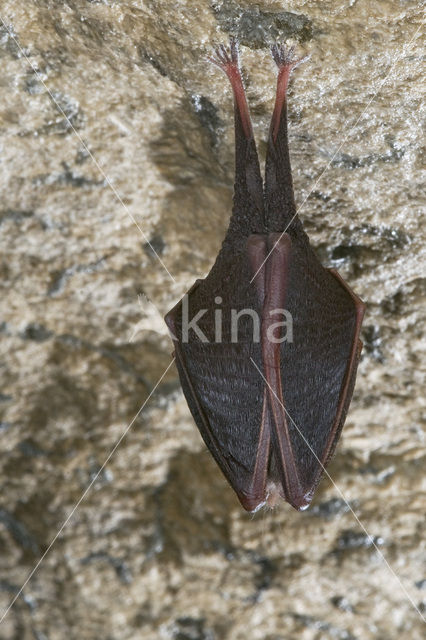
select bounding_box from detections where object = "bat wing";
[165,264,270,512]
[269,238,365,509]
[165,236,364,512]
[171,338,268,511]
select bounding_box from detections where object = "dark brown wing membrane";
[165,252,268,511]
[166,239,364,512]
[275,243,365,505]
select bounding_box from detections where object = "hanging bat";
[165,39,365,512]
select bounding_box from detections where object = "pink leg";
[208,37,253,139]
[270,44,308,142]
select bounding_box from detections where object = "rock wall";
[0,1,424,639]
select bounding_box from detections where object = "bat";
[165,39,365,512]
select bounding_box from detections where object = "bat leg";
[208,38,264,236]
[270,44,308,143]
[265,45,308,232]
[208,37,252,139]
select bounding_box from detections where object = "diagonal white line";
[0,357,175,625]
[0,17,176,283]
[250,21,423,283]
[250,356,425,622]
[128,293,173,343]
[0,13,178,627]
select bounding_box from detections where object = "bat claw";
[271,43,310,72]
[269,43,310,142]
[207,36,240,74]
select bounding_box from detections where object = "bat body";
[165,41,365,512]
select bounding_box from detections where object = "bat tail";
[208,38,265,242]
[264,44,309,236]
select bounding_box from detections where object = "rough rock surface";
[0,1,424,639]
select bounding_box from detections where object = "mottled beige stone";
[0,1,424,639]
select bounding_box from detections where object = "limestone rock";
[0,2,424,639]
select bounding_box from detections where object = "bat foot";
[207,36,240,76]
[271,43,310,73]
[270,44,309,142]
[208,37,253,139]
